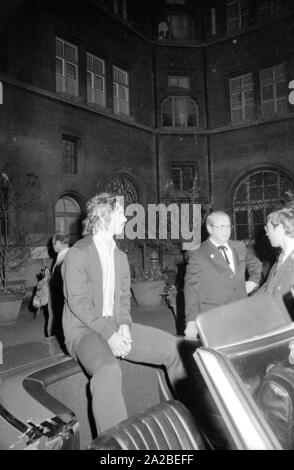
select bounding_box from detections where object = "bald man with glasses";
[184,211,262,339]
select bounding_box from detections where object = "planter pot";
[131,280,166,308]
[0,292,23,325]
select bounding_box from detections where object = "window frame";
[226,0,250,33]
[161,96,198,128]
[86,52,106,108]
[233,169,294,242]
[171,164,196,192]
[112,65,130,116]
[258,0,281,21]
[55,195,82,240]
[61,134,79,175]
[260,63,287,118]
[55,37,79,97]
[113,0,128,20]
[229,73,254,123]
[168,75,190,90]
[167,12,195,41]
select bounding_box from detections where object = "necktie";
[218,245,230,265]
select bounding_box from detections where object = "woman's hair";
[83,192,119,236]
[52,233,70,245]
[267,206,294,238]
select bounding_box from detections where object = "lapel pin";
[210,254,215,259]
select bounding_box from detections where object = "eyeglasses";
[212,225,233,230]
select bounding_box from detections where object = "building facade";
[1,0,294,285]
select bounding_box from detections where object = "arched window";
[106,173,138,206]
[55,195,82,241]
[233,169,293,241]
[162,97,198,128]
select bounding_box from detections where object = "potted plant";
[131,248,169,308]
[0,166,38,325]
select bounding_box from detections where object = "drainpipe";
[151,3,162,263]
[201,3,212,201]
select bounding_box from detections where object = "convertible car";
[0,292,293,450]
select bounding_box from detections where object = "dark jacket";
[184,239,262,321]
[62,236,132,358]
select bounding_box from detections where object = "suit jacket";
[258,250,294,319]
[184,239,262,321]
[62,236,132,358]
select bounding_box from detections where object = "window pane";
[56,58,63,75]
[93,58,104,75]
[86,53,92,70]
[66,63,77,80]
[64,43,76,62]
[260,67,273,81]
[261,84,273,101]
[55,38,63,57]
[94,75,104,91]
[276,81,286,99]
[87,71,92,87]
[276,98,287,114]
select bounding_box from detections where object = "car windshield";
[225,331,294,450]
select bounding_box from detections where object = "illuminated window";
[86,53,106,107]
[113,66,129,115]
[162,97,198,127]
[260,64,287,118]
[230,73,254,122]
[55,37,79,97]
[168,76,190,90]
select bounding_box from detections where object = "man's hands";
[184,320,198,339]
[107,324,132,358]
[245,280,258,295]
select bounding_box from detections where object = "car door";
[194,347,282,450]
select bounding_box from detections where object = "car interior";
[196,292,294,449]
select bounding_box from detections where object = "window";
[86,53,106,107]
[168,14,194,41]
[106,173,138,206]
[113,66,129,115]
[226,0,250,33]
[55,37,79,97]
[55,196,81,241]
[168,76,190,90]
[162,97,198,127]
[233,169,293,241]
[258,0,280,21]
[171,165,195,192]
[62,135,79,174]
[260,64,287,118]
[113,0,127,20]
[230,73,254,122]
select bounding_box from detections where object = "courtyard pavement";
[0,296,178,349]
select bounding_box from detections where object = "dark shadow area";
[176,338,234,450]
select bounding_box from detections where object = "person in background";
[257,206,294,319]
[48,233,70,342]
[184,210,262,339]
[62,192,186,434]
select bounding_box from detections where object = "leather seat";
[89,400,206,450]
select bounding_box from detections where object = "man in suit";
[184,211,262,338]
[62,192,186,434]
[257,206,294,318]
